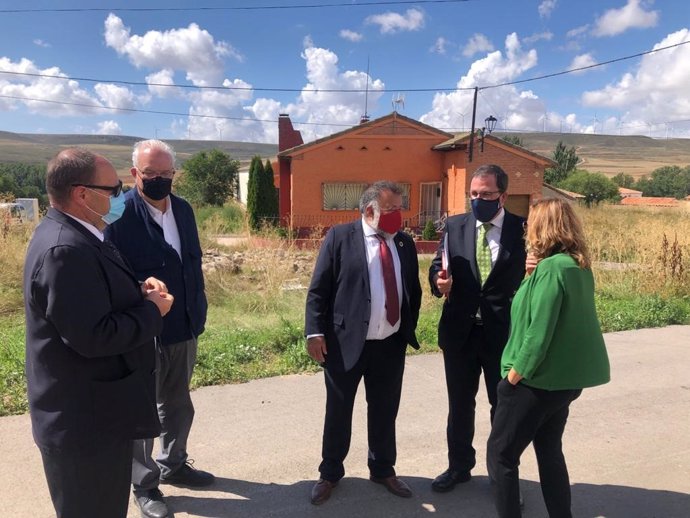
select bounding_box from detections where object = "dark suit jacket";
[105,189,207,346]
[24,208,163,452]
[429,210,526,352]
[305,220,422,372]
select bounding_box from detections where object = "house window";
[322,182,411,211]
[323,183,368,210]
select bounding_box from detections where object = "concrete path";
[2,326,689,518]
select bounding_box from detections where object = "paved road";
[2,326,689,518]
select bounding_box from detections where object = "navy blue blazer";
[429,210,526,352]
[305,220,422,372]
[24,208,162,452]
[105,189,207,346]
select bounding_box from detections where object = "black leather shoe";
[311,478,337,505]
[134,488,169,518]
[431,469,472,492]
[370,476,413,498]
[160,460,215,487]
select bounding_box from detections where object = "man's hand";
[436,270,453,295]
[507,367,523,385]
[525,252,540,276]
[141,277,168,297]
[146,290,174,317]
[306,336,328,363]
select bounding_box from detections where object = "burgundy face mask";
[378,209,402,235]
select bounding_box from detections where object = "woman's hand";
[507,367,523,385]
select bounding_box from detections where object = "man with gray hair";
[305,180,422,505]
[106,140,210,518]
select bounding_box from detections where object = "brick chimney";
[278,113,303,152]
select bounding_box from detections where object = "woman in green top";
[487,198,610,518]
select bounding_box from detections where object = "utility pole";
[468,87,478,163]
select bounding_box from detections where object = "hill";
[0,130,689,178]
[496,132,690,177]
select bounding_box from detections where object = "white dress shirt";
[362,218,402,341]
[143,196,182,261]
[64,211,104,241]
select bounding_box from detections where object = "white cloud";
[582,28,690,135]
[463,33,494,57]
[365,8,425,34]
[566,24,590,39]
[339,29,363,42]
[538,0,557,19]
[420,33,586,134]
[430,37,449,55]
[104,13,241,86]
[523,31,553,44]
[568,53,598,74]
[592,0,659,37]
[95,120,122,135]
[146,69,177,98]
[94,83,139,110]
[242,42,386,143]
[33,39,51,48]
[0,57,103,116]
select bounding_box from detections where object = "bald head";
[46,148,104,207]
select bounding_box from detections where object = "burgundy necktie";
[376,235,400,326]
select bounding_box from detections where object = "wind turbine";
[591,113,599,134]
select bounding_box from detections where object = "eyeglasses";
[72,180,123,197]
[469,190,502,200]
[136,168,175,180]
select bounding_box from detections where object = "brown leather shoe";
[369,475,412,498]
[310,478,337,505]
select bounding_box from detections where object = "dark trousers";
[40,440,133,518]
[133,338,197,492]
[442,323,502,472]
[319,334,406,482]
[487,379,582,518]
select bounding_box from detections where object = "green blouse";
[501,253,610,390]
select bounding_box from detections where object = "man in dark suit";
[24,148,173,518]
[305,181,422,505]
[429,164,526,492]
[105,140,210,518]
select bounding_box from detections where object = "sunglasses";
[72,179,123,197]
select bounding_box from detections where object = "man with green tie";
[429,164,527,493]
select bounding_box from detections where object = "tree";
[560,170,619,207]
[544,141,579,185]
[246,156,279,230]
[176,149,239,206]
[633,165,690,199]
[611,172,635,188]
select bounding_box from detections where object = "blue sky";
[0,0,689,143]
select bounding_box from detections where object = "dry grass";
[0,222,34,315]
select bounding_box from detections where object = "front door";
[419,182,442,226]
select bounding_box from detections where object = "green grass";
[0,315,27,416]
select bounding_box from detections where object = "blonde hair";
[526,198,591,269]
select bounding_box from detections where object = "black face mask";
[141,176,173,201]
[471,197,501,222]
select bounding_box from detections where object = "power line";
[0,93,353,128]
[0,0,475,14]
[2,40,687,94]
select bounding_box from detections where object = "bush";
[421,219,437,240]
[596,293,689,332]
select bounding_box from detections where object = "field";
[1,130,690,179]
[1,203,689,416]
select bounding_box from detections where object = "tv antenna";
[392,93,405,112]
[361,56,370,124]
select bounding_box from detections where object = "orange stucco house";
[276,112,554,234]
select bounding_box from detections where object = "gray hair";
[46,148,98,206]
[472,164,509,192]
[132,139,176,168]
[359,180,403,214]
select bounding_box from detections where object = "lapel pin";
[398,241,404,247]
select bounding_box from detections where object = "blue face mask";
[101,192,126,225]
[471,197,501,223]
[86,190,126,225]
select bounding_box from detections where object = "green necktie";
[476,223,493,284]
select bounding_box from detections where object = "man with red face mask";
[305,180,422,505]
